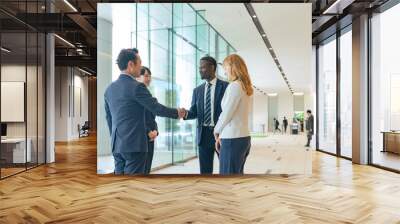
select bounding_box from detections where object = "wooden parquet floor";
[1,135,400,224]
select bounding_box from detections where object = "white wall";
[54,67,89,141]
[277,91,294,122]
[252,93,268,133]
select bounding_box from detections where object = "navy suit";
[144,109,157,174]
[104,74,178,174]
[186,78,229,174]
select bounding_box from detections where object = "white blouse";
[214,81,251,139]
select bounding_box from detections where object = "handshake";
[177,108,187,119]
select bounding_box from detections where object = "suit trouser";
[306,133,313,146]
[219,137,251,175]
[198,126,216,174]
[113,152,147,175]
[145,141,155,174]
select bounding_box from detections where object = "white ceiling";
[191,3,312,94]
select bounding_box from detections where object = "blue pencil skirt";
[219,136,251,175]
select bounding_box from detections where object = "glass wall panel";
[217,36,228,79]
[209,28,217,58]
[149,3,173,168]
[1,30,28,177]
[318,36,337,154]
[0,1,47,178]
[27,31,38,169]
[340,29,352,158]
[137,4,150,67]
[196,14,209,85]
[38,33,46,165]
[172,3,197,163]
[371,4,400,171]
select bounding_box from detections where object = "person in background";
[184,56,229,174]
[274,118,281,133]
[104,48,186,175]
[305,109,314,147]
[137,66,157,174]
[214,54,253,175]
[283,117,288,133]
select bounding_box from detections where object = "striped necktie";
[203,82,212,126]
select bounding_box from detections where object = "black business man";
[185,56,229,174]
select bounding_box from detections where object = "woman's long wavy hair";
[223,54,253,96]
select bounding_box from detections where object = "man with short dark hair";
[305,109,314,147]
[184,56,229,174]
[104,48,186,175]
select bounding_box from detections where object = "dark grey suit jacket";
[185,78,229,146]
[306,115,314,135]
[104,74,178,153]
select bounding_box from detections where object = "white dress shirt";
[214,81,251,139]
[204,77,217,126]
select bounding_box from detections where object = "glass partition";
[172,3,197,163]
[371,4,400,171]
[339,28,352,158]
[317,36,337,154]
[0,1,46,178]
[148,3,173,168]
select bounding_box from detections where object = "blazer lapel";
[199,83,205,121]
[214,79,222,110]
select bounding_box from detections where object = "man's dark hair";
[140,66,151,76]
[116,48,139,71]
[307,109,312,114]
[200,56,217,72]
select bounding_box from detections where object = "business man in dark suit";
[185,56,229,174]
[305,109,314,147]
[104,48,186,175]
[137,66,158,174]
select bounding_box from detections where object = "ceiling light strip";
[244,3,294,94]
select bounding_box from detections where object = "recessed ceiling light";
[293,92,304,96]
[268,93,278,97]
[262,34,266,37]
[252,15,257,18]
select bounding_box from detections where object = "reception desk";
[382,131,400,154]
